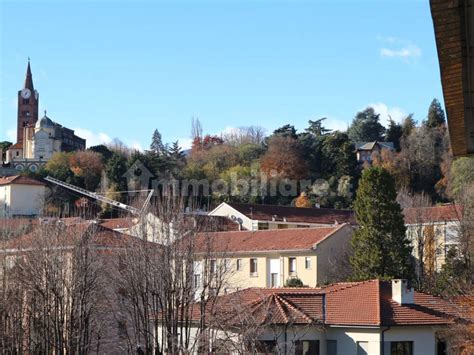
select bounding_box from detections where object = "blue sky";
[1,0,442,150]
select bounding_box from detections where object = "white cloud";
[73,128,112,148]
[177,137,193,150]
[377,35,421,61]
[126,140,144,152]
[380,45,421,59]
[323,117,349,132]
[367,102,407,127]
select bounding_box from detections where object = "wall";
[9,184,45,216]
[315,225,353,285]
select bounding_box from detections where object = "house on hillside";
[209,202,355,231]
[355,141,395,164]
[0,175,45,217]
[193,224,353,290]
[156,279,466,355]
[403,204,462,273]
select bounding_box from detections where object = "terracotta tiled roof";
[403,204,462,224]
[224,202,356,225]
[194,224,350,253]
[324,280,459,326]
[9,143,23,149]
[184,288,324,326]
[1,222,148,251]
[184,280,462,328]
[99,217,136,230]
[0,175,45,186]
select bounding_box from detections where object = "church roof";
[35,112,55,129]
[24,60,34,91]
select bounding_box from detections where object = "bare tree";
[113,197,236,353]
[0,221,109,354]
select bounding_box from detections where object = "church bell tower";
[16,59,39,144]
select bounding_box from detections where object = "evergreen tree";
[401,114,416,139]
[105,152,128,191]
[385,118,403,151]
[271,124,297,139]
[305,117,331,136]
[425,98,446,128]
[150,129,167,155]
[347,107,385,142]
[351,167,413,280]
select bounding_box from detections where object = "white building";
[209,202,355,231]
[0,175,46,217]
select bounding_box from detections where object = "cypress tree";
[425,98,446,128]
[351,167,413,280]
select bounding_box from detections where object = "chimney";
[391,279,414,305]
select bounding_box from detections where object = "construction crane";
[45,176,154,217]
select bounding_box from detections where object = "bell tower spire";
[16,59,39,144]
[24,57,34,91]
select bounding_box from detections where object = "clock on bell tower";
[16,59,39,144]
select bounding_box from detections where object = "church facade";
[4,61,86,172]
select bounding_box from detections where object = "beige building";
[194,223,353,291]
[403,204,461,273]
[0,175,45,217]
[209,202,355,231]
[355,141,395,164]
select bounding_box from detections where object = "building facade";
[0,175,45,217]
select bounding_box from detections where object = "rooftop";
[217,202,355,225]
[0,175,45,186]
[194,223,350,253]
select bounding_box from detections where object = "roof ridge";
[227,201,354,212]
[199,225,338,236]
[273,294,289,323]
[277,294,314,323]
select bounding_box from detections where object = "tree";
[270,124,297,139]
[305,118,331,136]
[351,167,413,280]
[449,157,474,199]
[0,141,12,161]
[88,144,113,161]
[260,136,308,180]
[43,152,74,181]
[150,129,167,155]
[347,107,385,142]
[425,98,446,128]
[69,150,104,190]
[401,114,416,139]
[294,192,312,208]
[105,152,128,191]
[385,118,403,151]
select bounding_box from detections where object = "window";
[236,258,242,271]
[193,274,201,289]
[295,340,319,355]
[391,341,413,355]
[22,98,29,105]
[297,224,310,228]
[289,257,297,274]
[305,257,312,269]
[258,222,269,230]
[326,340,337,355]
[224,258,231,271]
[277,223,289,229]
[250,258,258,275]
[210,259,217,274]
[21,110,30,117]
[270,273,279,288]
